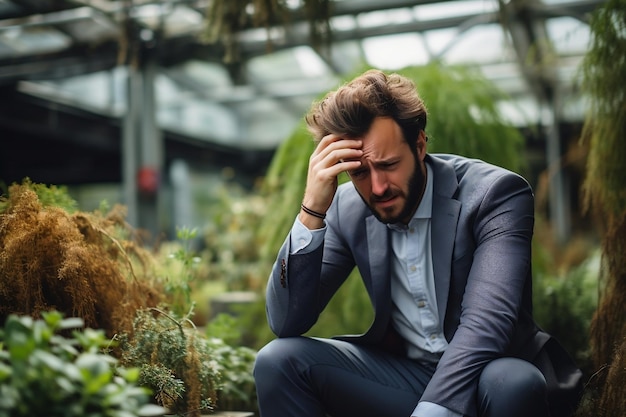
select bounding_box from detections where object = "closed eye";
[349,168,368,179]
[377,161,399,170]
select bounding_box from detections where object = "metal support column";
[122,64,140,228]
[136,52,163,241]
[121,30,163,241]
[544,93,570,245]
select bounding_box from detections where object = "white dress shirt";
[387,163,448,363]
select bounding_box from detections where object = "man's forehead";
[338,138,404,164]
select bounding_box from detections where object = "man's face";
[347,117,427,225]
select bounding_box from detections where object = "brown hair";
[305,69,427,148]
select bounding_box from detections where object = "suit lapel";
[431,194,461,323]
[428,156,462,325]
[365,215,391,340]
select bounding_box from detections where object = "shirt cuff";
[412,401,463,417]
[289,216,325,254]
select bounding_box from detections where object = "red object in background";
[137,166,159,195]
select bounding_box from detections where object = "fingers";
[310,134,362,184]
[311,134,362,174]
[315,133,362,156]
[302,134,362,219]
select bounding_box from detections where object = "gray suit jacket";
[266,154,582,417]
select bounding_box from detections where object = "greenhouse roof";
[0,0,604,184]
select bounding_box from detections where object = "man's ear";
[416,130,428,159]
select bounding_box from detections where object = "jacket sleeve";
[420,171,535,417]
[265,192,357,337]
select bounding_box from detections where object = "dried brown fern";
[0,183,164,337]
[597,337,626,417]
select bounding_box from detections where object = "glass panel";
[362,33,428,69]
[441,24,510,64]
[414,0,499,20]
[546,16,591,55]
[0,27,70,58]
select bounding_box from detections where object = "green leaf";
[31,350,66,372]
[58,317,85,331]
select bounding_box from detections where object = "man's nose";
[371,169,388,196]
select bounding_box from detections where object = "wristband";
[301,203,326,219]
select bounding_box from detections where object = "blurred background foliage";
[0,59,603,415]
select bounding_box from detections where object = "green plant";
[398,64,526,172]
[533,250,599,375]
[0,310,164,417]
[118,307,220,417]
[0,178,78,214]
[158,226,204,316]
[0,179,261,414]
[201,184,270,293]
[205,314,258,413]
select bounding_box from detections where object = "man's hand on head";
[300,134,362,229]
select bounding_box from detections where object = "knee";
[254,338,288,377]
[253,337,308,384]
[478,358,548,413]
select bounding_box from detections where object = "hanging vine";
[203,0,332,62]
[579,0,626,415]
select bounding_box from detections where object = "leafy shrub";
[205,313,258,413]
[0,310,164,417]
[156,226,207,317]
[0,178,77,214]
[118,307,221,417]
[533,251,599,375]
[0,180,261,414]
[201,185,270,293]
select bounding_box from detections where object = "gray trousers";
[253,337,550,417]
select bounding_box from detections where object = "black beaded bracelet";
[301,203,326,219]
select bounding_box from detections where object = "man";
[253,69,582,417]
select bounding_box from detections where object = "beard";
[360,157,426,225]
